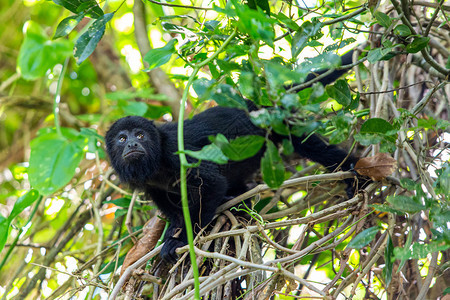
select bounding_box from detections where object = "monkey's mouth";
[123,150,146,159]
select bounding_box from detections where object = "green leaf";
[218,135,265,161]
[184,144,229,165]
[28,131,87,195]
[261,140,285,189]
[211,84,248,109]
[329,114,353,144]
[406,37,430,53]
[233,0,275,46]
[374,11,392,28]
[384,235,394,287]
[360,118,394,134]
[122,101,149,116]
[291,21,323,59]
[193,78,215,102]
[53,14,84,39]
[17,21,73,80]
[143,39,177,71]
[347,227,379,249]
[386,195,426,214]
[265,61,303,88]
[9,190,40,221]
[246,0,270,15]
[393,24,411,37]
[274,12,299,31]
[52,0,103,18]
[0,215,9,253]
[367,47,397,63]
[74,13,115,64]
[282,139,294,155]
[326,79,351,107]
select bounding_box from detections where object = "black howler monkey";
[105,50,358,262]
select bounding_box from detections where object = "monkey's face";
[105,116,162,187]
[116,128,148,161]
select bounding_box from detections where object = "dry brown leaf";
[120,213,166,275]
[354,153,397,181]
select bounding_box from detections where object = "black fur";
[105,51,358,262]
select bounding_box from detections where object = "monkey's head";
[105,116,161,188]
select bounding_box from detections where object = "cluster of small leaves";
[367,11,431,63]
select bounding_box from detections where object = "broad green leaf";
[326,79,351,107]
[274,12,299,30]
[74,13,115,64]
[52,0,103,18]
[193,78,215,101]
[143,39,177,71]
[211,84,247,109]
[219,135,265,161]
[291,21,323,59]
[406,37,430,53]
[394,24,411,37]
[399,178,416,190]
[386,195,426,214]
[367,47,397,63]
[122,101,148,116]
[347,227,379,249]
[29,131,87,194]
[53,14,84,39]
[296,52,341,76]
[374,11,392,28]
[17,21,72,80]
[234,0,275,46]
[265,61,303,88]
[261,140,284,189]
[360,118,394,134]
[184,144,228,165]
[9,190,40,221]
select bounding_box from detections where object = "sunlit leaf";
[53,14,84,39]
[74,13,115,64]
[17,21,72,80]
[29,131,87,195]
[52,0,103,18]
[143,39,177,71]
[9,190,40,221]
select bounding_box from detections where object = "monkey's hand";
[161,237,186,263]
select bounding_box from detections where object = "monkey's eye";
[118,136,127,143]
[136,133,144,140]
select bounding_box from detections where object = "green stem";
[176,28,237,300]
[53,58,69,137]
